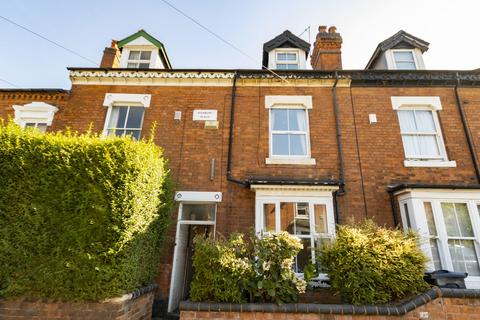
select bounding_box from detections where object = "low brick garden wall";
[0,284,156,320]
[180,287,480,320]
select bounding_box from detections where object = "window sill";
[403,160,457,168]
[265,157,316,165]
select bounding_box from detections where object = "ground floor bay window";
[251,184,337,275]
[396,188,480,288]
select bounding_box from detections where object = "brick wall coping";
[179,287,480,316]
[0,283,157,304]
[108,283,158,303]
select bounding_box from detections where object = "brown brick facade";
[2,74,480,303]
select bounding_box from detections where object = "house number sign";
[193,109,217,121]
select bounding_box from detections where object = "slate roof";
[262,30,311,68]
[365,30,429,69]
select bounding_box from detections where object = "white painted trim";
[252,186,336,273]
[269,48,306,70]
[251,184,339,197]
[69,70,352,87]
[174,191,222,202]
[404,160,457,167]
[392,96,451,163]
[396,189,480,200]
[386,49,425,70]
[265,95,314,164]
[12,102,58,127]
[396,189,480,288]
[265,157,316,165]
[391,96,442,110]
[265,95,313,109]
[103,93,151,108]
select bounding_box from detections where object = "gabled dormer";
[365,30,429,70]
[100,30,171,69]
[262,30,310,70]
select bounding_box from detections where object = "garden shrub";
[189,231,306,304]
[247,232,306,303]
[189,234,251,303]
[0,121,173,301]
[318,220,429,304]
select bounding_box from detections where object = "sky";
[1,0,479,89]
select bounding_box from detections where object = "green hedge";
[0,121,173,301]
[319,220,429,304]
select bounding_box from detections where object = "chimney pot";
[328,26,337,34]
[319,26,327,33]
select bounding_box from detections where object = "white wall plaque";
[193,109,217,121]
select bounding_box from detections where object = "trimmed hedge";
[0,121,173,301]
[319,220,429,304]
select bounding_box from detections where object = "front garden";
[189,220,430,305]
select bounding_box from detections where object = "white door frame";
[167,191,221,313]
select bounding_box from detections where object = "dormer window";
[116,30,172,70]
[392,50,417,70]
[126,50,152,69]
[365,30,429,70]
[276,51,299,70]
[262,30,310,70]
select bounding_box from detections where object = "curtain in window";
[398,110,416,132]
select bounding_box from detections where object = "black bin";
[424,270,468,289]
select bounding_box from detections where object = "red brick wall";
[0,91,68,126]
[2,83,480,300]
[180,296,480,320]
[0,290,154,320]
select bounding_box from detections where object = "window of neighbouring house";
[265,96,315,165]
[397,109,442,159]
[253,185,337,274]
[276,51,299,70]
[126,50,152,69]
[397,190,480,288]
[12,102,58,132]
[391,96,455,168]
[102,93,151,141]
[392,50,417,70]
[25,122,48,132]
[106,106,145,140]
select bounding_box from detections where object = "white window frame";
[275,50,299,70]
[397,189,480,288]
[386,49,426,70]
[391,96,456,168]
[265,96,315,165]
[252,184,337,278]
[268,48,306,70]
[392,49,418,70]
[102,93,151,139]
[12,102,58,131]
[126,49,153,69]
[119,46,157,69]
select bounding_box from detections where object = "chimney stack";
[310,25,343,70]
[100,40,121,68]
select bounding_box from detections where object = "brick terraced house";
[2,26,480,315]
